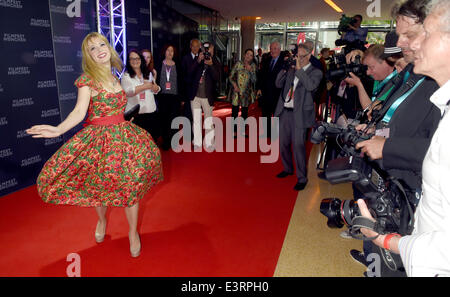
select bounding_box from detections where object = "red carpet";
[0,102,309,277]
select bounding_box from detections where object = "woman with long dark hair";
[157,44,181,150]
[121,49,161,139]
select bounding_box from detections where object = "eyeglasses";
[297,53,310,59]
[130,57,141,62]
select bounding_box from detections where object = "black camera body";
[284,44,299,69]
[312,121,415,237]
[202,42,211,61]
[326,54,368,82]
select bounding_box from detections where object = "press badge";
[165,82,171,90]
[139,92,146,100]
[376,128,390,138]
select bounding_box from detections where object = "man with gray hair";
[274,43,323,191]
[350,0,441,276]
[257,41,286,138]
[357,0,450,277]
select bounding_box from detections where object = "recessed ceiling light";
[324,0,344,13]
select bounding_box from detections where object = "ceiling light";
[256,17,262,20]
[324,0,344,13]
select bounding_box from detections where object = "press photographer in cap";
[357,0,450,277]
[344,31,404,120]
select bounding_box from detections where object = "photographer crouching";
[357,0,450,277]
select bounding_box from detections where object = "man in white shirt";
[358,0,450,277]
[274,44,323,191]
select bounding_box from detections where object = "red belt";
[84,114,125,127]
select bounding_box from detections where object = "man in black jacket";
[186,41,221,150]
[257,42,287,138]
[352,0,441,277]
[181,39,202,140]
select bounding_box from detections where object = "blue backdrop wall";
[0,0,97,197]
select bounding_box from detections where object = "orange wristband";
[383,233,400,250]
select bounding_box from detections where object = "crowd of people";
[25,0,450,277]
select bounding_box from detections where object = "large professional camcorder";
[337,14,358,35]
[311,121,416,240]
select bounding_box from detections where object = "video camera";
[311,121,416,239]
[337,14,358,35]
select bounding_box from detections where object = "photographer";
[357,0,450,276]
[352,0,442,276]
[188,41,221,150]
[274,44,323,191]
[341,15,368,44]
[344,32,403,118]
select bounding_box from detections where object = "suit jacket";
[274,65,323,129]
[183,54,221,106]
[257,53,287,103]
[180,53,198,102]
[377,64,441,190]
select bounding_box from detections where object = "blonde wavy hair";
[81,32,123,87]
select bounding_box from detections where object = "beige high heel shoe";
[95,221,106,243]
[129,232,141,258]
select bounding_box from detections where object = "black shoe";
[276,171,293,178]
[317,171,327,180]
[350,249,368,267]
[294,182,307,191]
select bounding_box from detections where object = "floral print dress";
[227,61,257,107]
[36,73,163,207]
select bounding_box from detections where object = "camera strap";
[371,70,398,101]
[382,77,425,123]
[349,216,382,241]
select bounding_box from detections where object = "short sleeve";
[74,73,93,89]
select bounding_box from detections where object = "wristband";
[383,233,400,250]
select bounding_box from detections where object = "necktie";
[270,59,275,71]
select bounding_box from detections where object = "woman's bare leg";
[124,203,140,255]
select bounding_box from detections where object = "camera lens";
[320,198,358,229]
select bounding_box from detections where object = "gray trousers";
[279,108,308,183]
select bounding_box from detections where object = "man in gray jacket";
[274,43,323,191]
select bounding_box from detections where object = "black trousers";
[133,112,161,140]
[158,93,181,149]
[261,95,278,137]
[231,105,249,134]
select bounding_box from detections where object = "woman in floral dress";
[228,49,257,137]
[26,32,163,258]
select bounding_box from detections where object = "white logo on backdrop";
[66,0,81,18]
[367,0,381,18]
[0,0,22,9]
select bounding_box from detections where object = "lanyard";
[382,77,425,123]
[165,64,172,82]
[372,70,398,101]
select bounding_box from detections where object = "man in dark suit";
[186,41,221,150]
[274,43,323,191]
[257,42,286,138]
[181,39,201,136]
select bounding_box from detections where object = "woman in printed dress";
[227,49,257,137]
[26,32,163,258]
